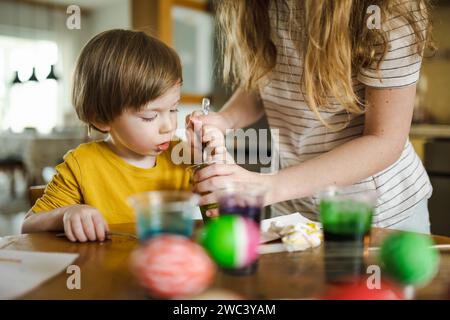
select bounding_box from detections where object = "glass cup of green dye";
[128,191,199,242]
[318,187,377,283]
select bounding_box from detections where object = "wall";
[420,5,450,124]
[87,0,131,37]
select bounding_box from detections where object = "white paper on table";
[0,237,17,249]
[0,250,79,300]
[260,212,321,244]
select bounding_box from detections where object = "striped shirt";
[262,2,432,228]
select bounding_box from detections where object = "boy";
[22,29,223,242]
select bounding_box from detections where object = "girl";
[187,0,434,233]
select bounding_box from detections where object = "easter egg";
[199,215,259,269]
[130,235,216,299]
[323,278,404,300]
[379,232,439,286]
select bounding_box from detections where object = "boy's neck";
[104,136,156,169]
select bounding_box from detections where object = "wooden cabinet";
[131,0,212,105]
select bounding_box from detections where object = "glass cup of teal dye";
[128,191,199,242]
[318,187,377,283]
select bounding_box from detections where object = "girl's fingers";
[212,146,227,155]
[185,113,192,127]
[207,149,234,164]
[206,208,219,217]
[203,126,224,144]
[203,131,225,157]
[203,140,225,155]
[71,216,88,242]
[192,110,205,118]
[194,163,235,182]
[81,214,97,241]
[186,111,205,128]
[186,129,203,153]
[92,214,106,241]
[194,175,231,194]
[185,110,202,126]
[199,193,218,206]
[64,220,76,242]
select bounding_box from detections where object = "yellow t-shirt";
[32,140,191,224]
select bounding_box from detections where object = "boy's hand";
[62,205,109,242]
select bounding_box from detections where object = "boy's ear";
[91,121,110,133]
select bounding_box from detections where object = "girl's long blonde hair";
[216,0,434,127]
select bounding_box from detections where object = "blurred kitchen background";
[0,0,449,236]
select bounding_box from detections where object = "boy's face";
[107,83,180,156]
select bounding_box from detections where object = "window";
[172,5,214,95]
[0,35,59,133]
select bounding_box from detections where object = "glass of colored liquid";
[186,162,221,223]
[128,191,199,242]
[216,181,267,275]
[318,187,376,283]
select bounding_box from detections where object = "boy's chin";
[149,148,166,155]
[132,149,160,157]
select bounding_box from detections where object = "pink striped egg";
[130,235,216,298]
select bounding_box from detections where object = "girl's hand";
[185,111,233,156]
[186,110,230,162]
[192,163,273,217]
[185,110,232,135]
[62,205,110,242]
[201,124,228,162]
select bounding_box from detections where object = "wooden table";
[1,223,450,300]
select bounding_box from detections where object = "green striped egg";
[199,215,259,268]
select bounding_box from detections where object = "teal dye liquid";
[137,209,193,241]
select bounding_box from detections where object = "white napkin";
[259,213,322,254]
[260,212,321,243]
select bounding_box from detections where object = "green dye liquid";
[320,199,373,237]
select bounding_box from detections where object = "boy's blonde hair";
[72,29,182,132]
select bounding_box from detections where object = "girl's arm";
[193,84,416,207]
[266,85,416,204]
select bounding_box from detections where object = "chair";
[28,185,46,207]
[0,156,27,198]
